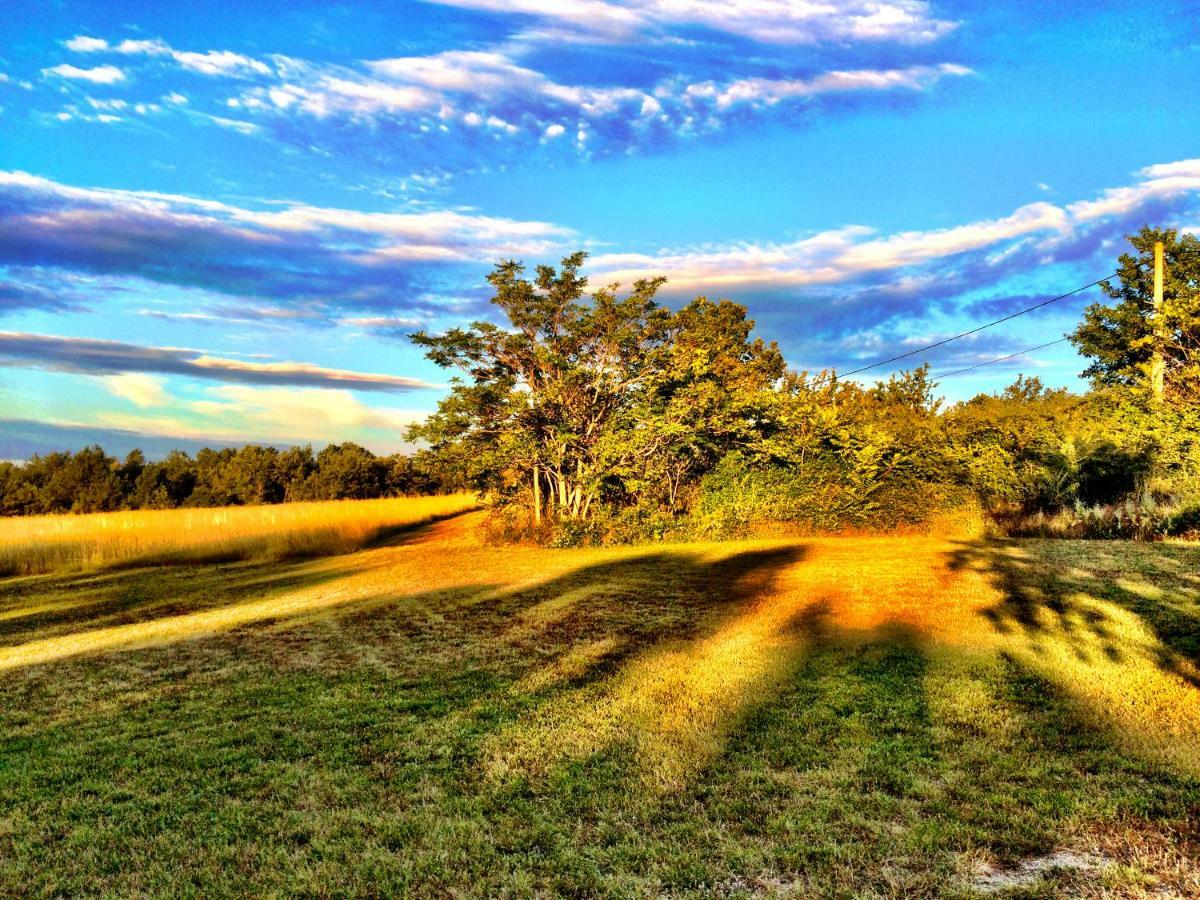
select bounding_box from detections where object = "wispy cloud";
[226,50,969,154]
[64,35,272,77]
[56,29,970,158]
[0,331,438,392]
[42,63,126,84]
[423,0,957,46]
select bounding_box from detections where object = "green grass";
[1,515,1198,896]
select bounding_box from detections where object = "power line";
[933,337,1068,379]
[839,273,1115,378]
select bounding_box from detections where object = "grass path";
[1,512,1198,895]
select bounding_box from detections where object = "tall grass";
[0,494,478,576]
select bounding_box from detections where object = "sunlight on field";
[488,532,1200,788]
[0,494,477,576]
[2,509,1198,789]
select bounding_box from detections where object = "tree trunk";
[532,464,541,524]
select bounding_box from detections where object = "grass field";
[1,505,1199,895]
[0,494,478,576]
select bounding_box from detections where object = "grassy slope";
[1,510,1198,896]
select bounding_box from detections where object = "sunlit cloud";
[96,384,425,450]
[102,373,169,408]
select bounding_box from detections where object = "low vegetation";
[1,510,1197,895]
[0,494,477,576]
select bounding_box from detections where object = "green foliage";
[1070,226,1200,402]
[0,442,449,515]
[691,452,970,537]
[405,236,1200,544]
[410,252,783,522]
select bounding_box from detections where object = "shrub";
[690,453,973,538]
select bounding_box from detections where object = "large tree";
[1070,226,1200,402]
[409,253,782,520]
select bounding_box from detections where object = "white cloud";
[85,97,128,110]
[113,38,171,55]
[64,35,110,52]
[227,46,966,151]
[173,49,272,77]
[103,373,169,407]
[52,32,969,151]
[202,113,260,134]
[692,63,971,109]
[42,64,127,84]
[64,33,272,78]
[423,0,957,45]
[1067,158,1200,222]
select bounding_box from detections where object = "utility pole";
[1150,240,1166,403]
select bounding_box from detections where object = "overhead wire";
[839,273,1115,378]
[933,337,1069,379]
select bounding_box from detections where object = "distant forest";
[5,226,1199,543]
[0,442,448,516]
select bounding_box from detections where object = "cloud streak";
[227,51,970,155]
[424,0,957,46]
[0,331,438,392]
[586,159,1200,293]
[42,63,126,84]
[0,170,570,313]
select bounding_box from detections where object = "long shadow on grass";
[685,628,1200,896]
[0,562,354,647]
[948,538,1200,684]
[0,540,806,695]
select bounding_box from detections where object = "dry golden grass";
[0,494,477,576]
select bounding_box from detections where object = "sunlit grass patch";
[0,494,477,575]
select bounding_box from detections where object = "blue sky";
[1,0,1197,457]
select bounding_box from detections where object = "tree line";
[0,442,450,516]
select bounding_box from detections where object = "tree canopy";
[1070,226,1200,402]
[409,252,783,521]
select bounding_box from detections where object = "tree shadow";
[0,562,353,646]
[481,546,824,789]
[947,538,1200,686]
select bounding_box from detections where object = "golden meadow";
[0,494,478,576]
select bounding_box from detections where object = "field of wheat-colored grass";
[0,494,478,576]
